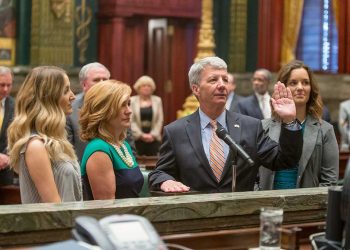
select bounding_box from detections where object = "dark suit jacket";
[0,97,15,185]
[237,95,264,120]
[0,97,14,154]
[148,110,303,193]
[228,93,243,113]
[66,92,136,163]
[259,116,338,189]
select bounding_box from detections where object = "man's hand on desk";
[160,180,190,193]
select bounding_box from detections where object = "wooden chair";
[136,155,159,170]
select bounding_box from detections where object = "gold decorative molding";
[195,0,215,61]
[229,0,247,72]
[176,95,200,119]
[75,0,92,64]
[31,0,74,65]
[178,0,215,118]
[50,0,72,23]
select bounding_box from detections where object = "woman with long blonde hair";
[7,66,82,203]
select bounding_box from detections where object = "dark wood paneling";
[147,19,170,123]
[169,21,198,123]
[123,18,146,83]
[338,1,350,73]
[0,185,20,205]
[97,0,201,124]
[257,0,283,71]
[98,0,201,18]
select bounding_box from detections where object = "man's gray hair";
[0,66,13,78]
[79,62,110,84]
[188,56,227,88]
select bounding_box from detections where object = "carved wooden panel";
[338,1,350,73]
[257,0,283,71]
[97,0,201,124]
[31,0,74,65]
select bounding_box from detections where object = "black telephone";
[72,214,168,250]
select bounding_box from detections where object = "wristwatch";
[282,119,300,128]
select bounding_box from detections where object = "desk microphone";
[216,126,255,167]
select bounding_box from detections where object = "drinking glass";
[259,207,283,250]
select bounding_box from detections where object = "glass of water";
[259,207,283,250]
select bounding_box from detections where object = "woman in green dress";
[79,80,143,200]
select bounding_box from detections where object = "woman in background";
[7,66,82,203]
[79,80,143,200]
[259,60,338,189]
[130,75,163,156]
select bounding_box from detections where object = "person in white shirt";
[339,99,350,152]
[237,68,272,120]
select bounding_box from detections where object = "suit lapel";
[229,95,240,113]
[185,111,216,182]
[252,95,264,119]
[298,116,319,176]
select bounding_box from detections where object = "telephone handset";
[72,214,168,250]
[72,216,114,250]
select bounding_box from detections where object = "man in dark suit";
[148,57,302,193]
[226,73,242,113]
[0,66,14,186]
[237,69,272,120]
[66,62,136,163]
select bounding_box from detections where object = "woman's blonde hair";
[7,66,77,172]
[133,75,156,93]
[79,80,131,143]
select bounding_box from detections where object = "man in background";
[338,99,350,152]
[0,66,14,186]
[237,69,272,120]
[226,73,242,113]
[66,62,135,162]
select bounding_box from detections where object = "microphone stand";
[231,150,237,192]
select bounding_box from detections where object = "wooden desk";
[162,222,325,250]
[0,185,20,205]
[0,188,328,248]
[163,227,298,250]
